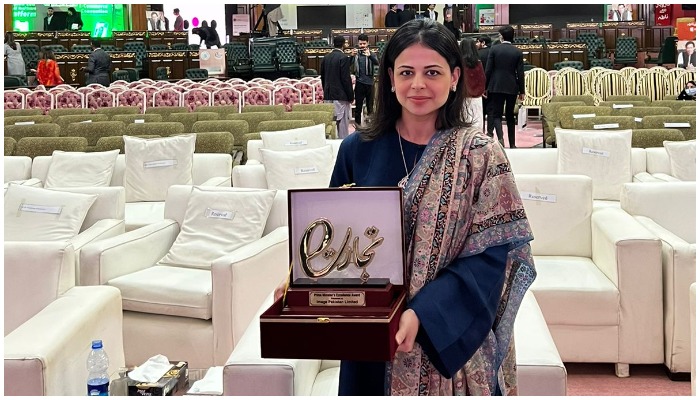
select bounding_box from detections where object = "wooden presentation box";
[260,187,407,362]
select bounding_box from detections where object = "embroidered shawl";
[389,127,536,396]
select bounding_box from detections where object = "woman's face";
[389,43,460,121]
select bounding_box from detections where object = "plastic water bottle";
[86,340,110,396]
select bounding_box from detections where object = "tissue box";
[127,361,189,396]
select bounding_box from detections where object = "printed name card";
[205,208,235,220]
[664,122,691,128]
[285,140,308,146]
[573,114,596,119]
[79,120,93,123]
[134,119,145,124]
[593,123,620,129]
[612,104,634,109]
[582,147,610,157]
[19,203,62,215]
[14,121,35,125]
[634,117,643,123]
[143,159,178,169]
[520,191,557,203]
[294,166,319,175]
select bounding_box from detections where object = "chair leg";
[615,363,630,378]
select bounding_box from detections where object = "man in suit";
[385,4,401,27]
[173,8,184,31]
[398,4,415,26]
[148,12,162,31]
[351,33,379,127]
[83,40,111,86]
[477,35,492,131]
[43,7,60,31]
[485,25,525,148]
[320,36,354,139]
[422,4,439,22]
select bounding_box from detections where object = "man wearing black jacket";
[43,7,60,31]
[321,36,354,139]
[485,26,524,148]
[477,35,492,131]
[398,5,415,25]
[385,4,400,27]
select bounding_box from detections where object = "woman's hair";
[39,49,55,60]
[67,7,76,14]
[362,18,467,141]
[201,20,209,28]
[5,32,17,50]
[460,39,480,69]
[211,20,217,29]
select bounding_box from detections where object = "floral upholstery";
[126,122,185,137]
[26,90,54,114]
[4,90,25,110]
[153,80,169,88]
[272,85,301,111]
[137,85,158,108]
[117,89,147,113]
[5,123,61,142]
[154,88,183,108]
[15,88,32,95]
[4,109,43,117]
[293,81,315,104]
[311,80,324,103]
[210,89,242,113]
[62,121,127,147]
[242,87,272,107]
[77,87,94,96]
[183,89,212,112]
[108,86,128,95]
[14,137,88,159]
[227,78,246,84]
[167,112,219,132]
[86,89,115,110]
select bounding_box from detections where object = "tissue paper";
[127,354,173,383]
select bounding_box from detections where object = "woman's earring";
[451,85,457,92]
[391,87,396,93]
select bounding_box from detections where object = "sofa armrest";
[651,173,681,182]
[591,207,663,363]
[79,220,179,286]
[211,227,289,365]
[71,219,126,285]
[232,164,268,189]
[202,176,232,187]
[634,172,664,182]
[4,286,124,396]
[223,292,322,396]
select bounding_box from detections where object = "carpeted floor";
[565,363,692,396]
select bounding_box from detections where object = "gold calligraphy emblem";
[70,68,77,82]
[299,218,384,283]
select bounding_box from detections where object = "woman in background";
[66,7,84,31]
[192,21,210,49]
[207,20,222,49]
[460,39,486,131]
[4,32,26,77]
[35,49,64,87]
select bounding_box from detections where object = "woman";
[677,80,696,101]
[459,39,486,131]
[325,19,535,395]
[193,21,210,49]
[35,49,64,87]
[206,20,222,49]
[4,32,26,77]
[66,7,84,31]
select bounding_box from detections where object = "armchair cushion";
[664,140,696,181]
[259,145,334,190]
[260,124,327,152]
[4,185,97,241]
[124,134,196,202]
[160,187,276,269]
[44,150,119,188]
[108,265,212,319]
[555,128,632,200]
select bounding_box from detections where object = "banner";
[231,14,250,36]
[655,4,672,26]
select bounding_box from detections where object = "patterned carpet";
[566,363,692,396]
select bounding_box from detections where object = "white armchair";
[620,182,696,375]
[31,153,233,231]
[79,185,289,376]
[4,155,36,186]
[515,174,663,377]
[4,241,124,396]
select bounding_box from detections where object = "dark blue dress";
[330,131,508,396]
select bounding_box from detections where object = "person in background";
[677,41,696,70]
[66,7,83,31]
[385,4,401,28]
[485,25,525,148]
[320,36,354,139]
[318,18,535,396]
[399,4,416,25]
[34,49,64,86]
[351,33,379,127]
[476,35,492,131]
[174,8,184,31]
[423,4,439,21]
[43,6,60,31]
[149,12,162,31]
[677,80,696,101]
[83,40,111,86]
[4,32,26,78]
[612,4,632,21]
[460,38,486,130]
[265,4,284,37]
[206,20,222,49]
[443,7,461,41]
[193,21,210,48]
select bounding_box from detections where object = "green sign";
[12,4,126,37]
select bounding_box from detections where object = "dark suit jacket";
[478,47,490,70]
[422,9,439,22]
[398,9,415,25]
[86,48,111,86]
[320,49,354,102]
[44,16,60,31]
[384,10,400,27]
[485,42,525,95]
[66,13,83,31]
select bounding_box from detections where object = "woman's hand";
[273,278,287,302]
[395,309,420,352]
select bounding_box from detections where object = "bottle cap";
[91,340,103,349]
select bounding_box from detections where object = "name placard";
[134,119,145,124]
[295,166,319,175]
[14,121,35,125]
[286,140,308,146]
[664,122,691,128]
[520,191,557,203]
[309,292,366,306]
[582,147,610,157]
[205,208,235,220]
[594,123,620,129]
[612,104,634,109]
[573,113,596,119]
[144,159,178,169]
[19,204,62,215]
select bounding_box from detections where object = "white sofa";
[620,182,696,374]
[31,153,233,231]
[79,185,289,376]
[222,290,566,396]
[4,241,124,396]
[4,155,33,184]
[691,282,696,395]
[515,174,663,377]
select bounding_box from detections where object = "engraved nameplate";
[309,292,366,306]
